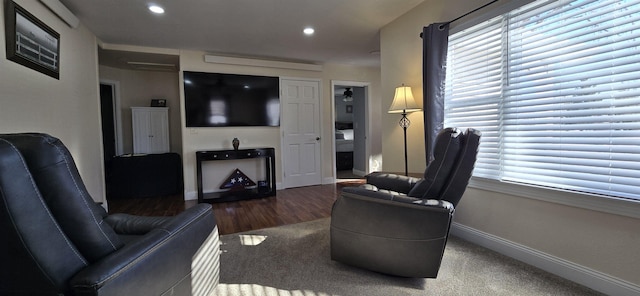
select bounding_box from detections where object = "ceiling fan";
[343,87,353,102]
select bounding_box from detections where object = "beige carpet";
[212,218,603,296]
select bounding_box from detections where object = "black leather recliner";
[0,133,220,296]
[330,127,481,278]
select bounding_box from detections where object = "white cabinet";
[131,107,169,154]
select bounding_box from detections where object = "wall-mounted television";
[183,71,280,127]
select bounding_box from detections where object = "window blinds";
[445,0,640,200]
[445,15,506,179]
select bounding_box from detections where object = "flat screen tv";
[183,71,280,127]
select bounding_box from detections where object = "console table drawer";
[197,151,234,160]
[243,149,268,158]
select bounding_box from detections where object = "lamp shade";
[388,85,421,113]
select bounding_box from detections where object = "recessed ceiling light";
[303,27,315,35]
[148,4,165,14]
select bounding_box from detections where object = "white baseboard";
[323,177,335,185]
[352,169,367,177]
[451,223,640,296]
[185,191,197,200]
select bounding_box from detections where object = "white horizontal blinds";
[445,16,506,178]
[502,0,640,200]
[445,0,640,200]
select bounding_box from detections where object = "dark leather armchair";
[0,133,219,296]
[330,127,481,278]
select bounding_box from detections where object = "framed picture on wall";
[150,99,167,107]
[4,1,60,79]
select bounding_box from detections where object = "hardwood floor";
[107,179,364,235]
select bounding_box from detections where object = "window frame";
[469,177,640,219]
[446,0,640,218]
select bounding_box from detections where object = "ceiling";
[59,0,425,71]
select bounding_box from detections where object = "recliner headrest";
[407,128,463,199]
[439,128,481,206]
[0,133,123,262]
[430,127,463,167]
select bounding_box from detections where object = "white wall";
[0,0,105,203]
[178,50,381,198]
[99,65,182,154]
[381,0,640,293]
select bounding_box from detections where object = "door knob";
[316,137,320,141]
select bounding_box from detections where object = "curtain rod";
[443,0,499,27]
[420,0,499,37]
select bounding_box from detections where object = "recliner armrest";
[343,186,401,200]
[342,187,453,212]
[104,214,170,235]
[70,204,219,296]
[365,172,422,194]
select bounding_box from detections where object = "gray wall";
[352,87,366,173]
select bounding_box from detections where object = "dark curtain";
[422,23,449,164]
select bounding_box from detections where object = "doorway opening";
[332,81,370,181]
[99,80,123,158]
[99,80,124,200]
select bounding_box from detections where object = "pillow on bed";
[341,129,354,140]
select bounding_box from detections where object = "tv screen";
[183,71,280,127]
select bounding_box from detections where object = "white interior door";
[281,78,322,188]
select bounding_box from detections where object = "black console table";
[196,148,276,203]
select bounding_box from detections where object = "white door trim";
[331,80,371,181]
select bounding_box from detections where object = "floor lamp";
[388,85,421,176]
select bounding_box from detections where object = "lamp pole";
[389,84,419,177]
[399,111,410,176]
